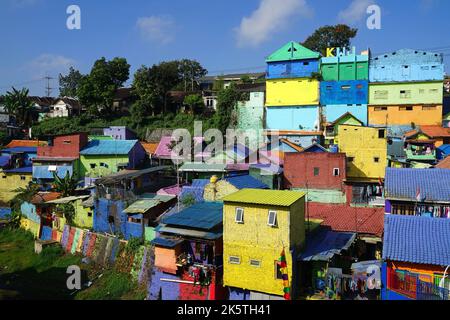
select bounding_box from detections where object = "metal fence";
[388,268,450,300]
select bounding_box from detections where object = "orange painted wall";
[368,104,443,126]
[391,261,446,282]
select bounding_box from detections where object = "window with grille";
[374,90,388,99]
[250,259,261,267]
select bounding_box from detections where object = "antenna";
[44,75,54,97]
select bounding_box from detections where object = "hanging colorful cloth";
[278,248,291,300]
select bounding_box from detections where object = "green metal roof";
[266,41,321,63]
[222,189,305,207]
[124,194,175,214]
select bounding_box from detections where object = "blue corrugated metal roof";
[0,156,10,167]
[3,166,32,174]
[224,175,269,189]
[383,214,450,266]
[151,237,183,248]
[161,202,223,230]
[437,145,450,160]
[1,147,37,153]
[179,179,209,203]
[80,140,137,155]
[385,168,450,203]
[299,229,356,261]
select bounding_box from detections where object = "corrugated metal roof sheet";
[123,194,175,213]
[299,230,356,262]
[151,237,183,248]
[179,162,227,172]
[80,140,137,155]
[1,147,37,153]
[385,168,450,203]
[3,166,33,174]
[161,202,223,230]
[383,214,450,266]
[46,195,90,204]
[154,136,175,159]
[436,157,450,169]
[222,189,305,207]
[94,166,169,185]
[224,175,269,189]
[156,225,222,240]
[6,140,47,148]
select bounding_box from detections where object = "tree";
[59,67,83,98]
[131,66,160,117]
[11,181,40,211]
[215,85,242,133]
[3,87,36,128]
[151,61,181,114]
[302,24,358,56]
[77,57,130,115]
[52,171,78,197]
[177,59,207,92]
[183,94,204,114]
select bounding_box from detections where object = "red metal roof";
[307,203,385,237]
[31,192,61,205]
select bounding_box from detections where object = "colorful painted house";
[236,84,266,147]
[368,49,444,127]
[149,202,228,300]
[103,126,137,140]
[92,166,173,238]
[384,168,450,218]
[45,195,93,229]
[337,125,388,180]
[265,42,321,136]
[382,215,450,300]
[222,189,306,299]
[33,133,88,185]
[323,112,364,147]
[370,49,444,83]
[0,166,33,204]
[203,174,269,201]
[284,152,346,191]
[320,47,369,81]
[80,139,146,180]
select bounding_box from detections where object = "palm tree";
[4,87,35,128]
[53,171,78,197]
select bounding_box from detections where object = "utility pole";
[44,75,54,97]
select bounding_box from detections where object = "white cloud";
[27,54,76,78]
[235,0,313,47]
[136,15,175,45]
[338,0,377,24]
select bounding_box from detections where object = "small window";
[430,89,439,94]
[229,256,241,264]
[374,90,388,99]
[400,90,411,99]
[374,107,388,111]
[108,216,115,224]
[374,157,380,163]
[333,168,340,176]
[20,176,26,181]
[235,208,244,224]
[422,106,437,111]
[303,62,310,66]
[341,85,351,90]
[63,140,71,144]
[90,163,96,169]
[2,176,6,179]
[378,129,385,138]
[250,259,261,267]
[313,167,320,176]
[348,157,355,162]
[399,106,413,111]
[419,89,425,94]
[268,210,277,227]
[100,163,109,168]
[87,212,92,217]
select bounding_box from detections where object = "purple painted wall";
[385,200,392,214]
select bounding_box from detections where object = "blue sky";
[0,0,449,96]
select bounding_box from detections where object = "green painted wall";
[80,155,129,178]
[73,200,93,229]
[321,61,369,81]
[292,188,346,204]
[369,81,443,105]
[237,92,265,147]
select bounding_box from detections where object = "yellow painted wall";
[223,199,305,296]
[21,218,40,238]
[337,125,387,179]
[73,200,93,229]
[266,78,319,106]
[0,172,32,203]
[203,181,239,201]
[368,105,443,126]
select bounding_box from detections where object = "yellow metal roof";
[222,189,305,207]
